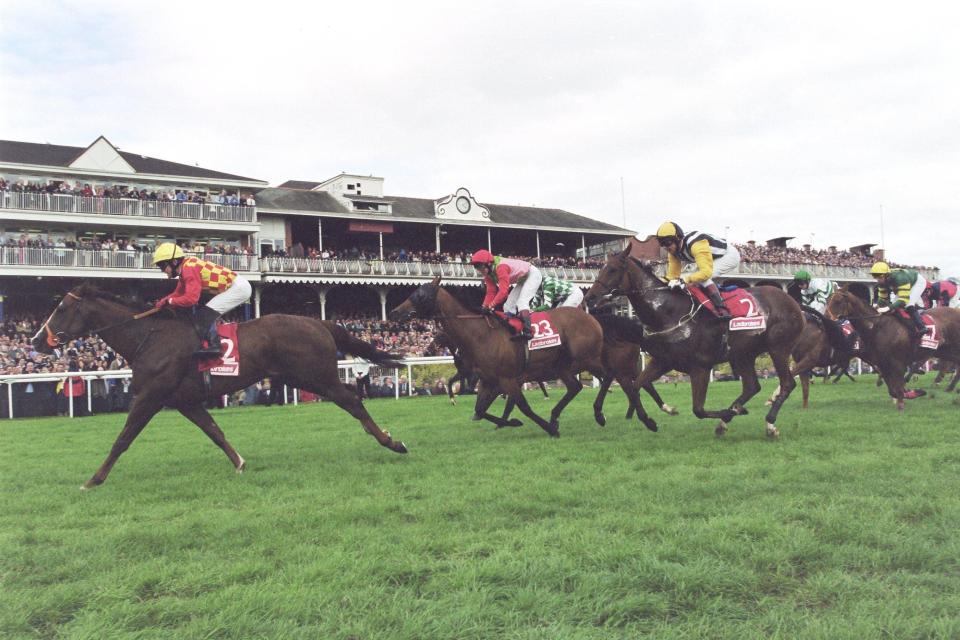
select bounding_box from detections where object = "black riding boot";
[908,306,927,335]
[194,306,223,357]
[703,283,731,319]
[514,310,533,341]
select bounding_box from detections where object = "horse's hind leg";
[177,403,245,472]
[947,366,960,392]
[473,381,522,428]
[800,372,811,409]
[83,393,165,489]
[592,374,614,426]
[325,383,408,453]
[764,348,798,437]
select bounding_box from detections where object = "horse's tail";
[595,313,647,345]
[322,321,406,368]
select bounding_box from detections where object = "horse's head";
[824,287,860,320]
[389,276,441,322]
[31,284,97,353]
[584,247,636,311]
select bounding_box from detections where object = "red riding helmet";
[470,249,494,266]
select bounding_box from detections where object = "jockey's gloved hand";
[667,279,684,290]
[154,297,169,309]
[481,306,494,316]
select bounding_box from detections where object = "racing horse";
[825,287,960,409]
[584,248,804,437]
[389,277,612,436]
[32,282,408,489]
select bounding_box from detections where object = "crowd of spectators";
[335,315,450,357]
[265,244,605,269]
[0,232,254,259]
[0,177,256,207]
[733,242,930,270]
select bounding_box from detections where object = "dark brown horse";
[933,359,960,392]
[31,283,408,489]
[825,287,960,409]
[389,277,609,436]
[584,248,804,437]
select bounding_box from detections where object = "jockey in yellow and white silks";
[655,221,740,319]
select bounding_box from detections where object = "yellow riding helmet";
[152,242,185,265]
[870,261,891,276]
[656,221,680,238]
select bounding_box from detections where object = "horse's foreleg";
[500,378,557,437]
[688,367,735,436]
[326,383,408,453]
[947,366,960,393]
[473,381,522,428]
[539,381,550,399]
[83,394,165,489]
[640,381,677,416]
[176,403,245,472]
[631,359,670,432]
[728,357,763,417]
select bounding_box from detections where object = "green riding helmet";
[793,269,811,283]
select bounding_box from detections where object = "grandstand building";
[0,136,939,320]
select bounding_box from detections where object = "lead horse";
[584,248,804,437]
[32,283,408,489]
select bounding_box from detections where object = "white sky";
[1,0,958,275]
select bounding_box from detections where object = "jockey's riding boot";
[194,306,223,357]
[515,310,533,341]
[908,306,927,335]
[703,283,732,319]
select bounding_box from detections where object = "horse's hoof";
[595,412,606,427]
[715,421,728,437]
[506,419,523,428]
[643,418,658,433]
[733,404,749,416]
[236,457,246,474]
[470,414,482,421]
[392,441,408,454]
[765,422,780,438]
[661,404,679,416]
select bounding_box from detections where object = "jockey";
[793,270,837,314]
[529,276,584,312]
[470,249,543,340]
[655,221,741,319]
[152,242,252,356]
[923,279,960,309]
[870,261,927,334]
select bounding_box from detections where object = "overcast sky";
[1,0,958,274]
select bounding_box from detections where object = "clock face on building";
[456,196,471,214]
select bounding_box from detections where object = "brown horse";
[584,248,804,437]
[31,283,408,489]
[825,287,960,409]
[389,277,610,436]
[933,359,960,392]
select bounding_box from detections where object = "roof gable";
[68,136,135,174]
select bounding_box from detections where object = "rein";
[45,291,163,347]
[593,263,702,338]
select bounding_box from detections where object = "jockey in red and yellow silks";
[152,243,252,357]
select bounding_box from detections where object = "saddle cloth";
[688,286,765,330]
[197,323,240,375]
[494,311,562,350]
[894,309,940,349]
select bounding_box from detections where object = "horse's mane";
[73,282,150,311]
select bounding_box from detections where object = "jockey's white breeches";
[700,247,740,287]
[206,276,252,315]
[504,266,543,314]
[559,287,584,308]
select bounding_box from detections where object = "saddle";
[687,285,766,330]
[492,311,562,350]
[893,309,939,350]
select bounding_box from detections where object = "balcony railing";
[0,249,940,284]
[0,248,259,272]
[0,191,256,223]
[259,257,601,282]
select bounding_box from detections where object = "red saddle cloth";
[688,286,762,319]
[493,311,562,349]
[893,309,940,349]
[197,323,240,375]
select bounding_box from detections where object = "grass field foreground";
[2,378,959,639]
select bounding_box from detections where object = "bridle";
[41,291,161,348]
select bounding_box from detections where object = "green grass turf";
[1,377,959,639]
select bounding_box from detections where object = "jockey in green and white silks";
[529,276,584,312]
[793,270,837,314]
